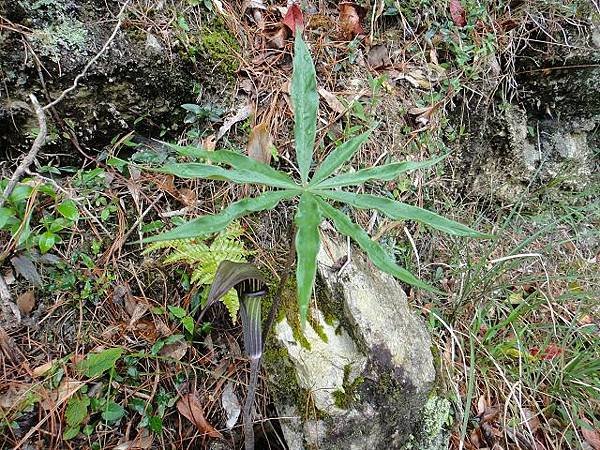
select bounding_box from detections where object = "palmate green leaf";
[316,197,436,292]
[310,130,372,185]
[291,32,318,183]
[169,145,298,189]
[294,193,322,324]
[142,190,297,243]
[314,154,447,189]
[317,190,486,237]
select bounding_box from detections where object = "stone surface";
[267,234,438,450]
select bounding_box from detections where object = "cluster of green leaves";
[144,223,250,321]
[0,179,79,254]
[143,32,484,324]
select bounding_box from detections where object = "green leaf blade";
[143,190,297,243]
[291,33,318,183]
[318,191,486,237]
[168,145,298,189]
[294,193,322,324]
[77,347,123,378]
[315,155,447,189]
[316,197,435,292]
[311,130,372,185]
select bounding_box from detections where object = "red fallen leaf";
[449,0,466,27]
[581,417,600,450]
[282,4,304,35]
[339,2,366,40]
[529,343,563,360]
[177,393,223,438]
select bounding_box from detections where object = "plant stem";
[262,223,297,342]
[243,357,260,450]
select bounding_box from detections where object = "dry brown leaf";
[177,393,223,438]
[39,379,84,410]
[179,188,197,207]
[114,428,154,450]
[202,134,216,151]
[216,104,252,141]
[159,340,189,361]
[367,44,390,69]
[0,384,33,410]
[33,361,54,377]
[339,2,366,40]
[522,408,541,433]
[267,26,289,49]
[318,87,346,114]
[0,326,18,361]
[247,123,273,165]
[282,3,304,35]
[581,417,600,450]
[450,0,467,27]
[128,298,150,326]
[17,290,35,315]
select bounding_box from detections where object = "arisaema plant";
[143,31,485,325]
[203,261,266,450]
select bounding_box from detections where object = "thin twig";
[0,94,47,209]
[42,1,130,111]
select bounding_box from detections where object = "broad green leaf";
[317,190,486,237]
[294,193,321,324]
[57,199,79,221]
[314,155,447,189]
[181,316,195,334]
[291,32,318,183]
[316,198,435,291]
[170,145,298,189]
[63,426,80,440]
[149,415,163,433]
[65,395,90,427]
[8,183,33,205]
[38,231,59,254]
[143,190,296,243]
[0,207,16,228]
[102,401,126,422]
[310,130,371,185]
[168,306,186,319]
[78,347,123,378]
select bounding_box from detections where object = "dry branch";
[0,94,47,210]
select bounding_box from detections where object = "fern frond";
[143,222,251,322]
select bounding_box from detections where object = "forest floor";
[0,0,598,449]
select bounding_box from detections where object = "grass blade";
[317,190,488,238]
[294,193,321,324]
[291,33,318,183]
[310,130,372,185]
[143,190,296,243]
[169,145,298,189]
[316,197,437,292]
[314,155,447,189]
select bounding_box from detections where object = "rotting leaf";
[366,44,390,69]
[17,290,35,315]
[221,381,241,429]
[282,3,304,35]
[177,392,223,438]
[159,340,188,361]
[113,429,154,450]
[338,2,366,40]
[11,255,42,287]
[581,417,600,450]
[33,361,54,377]
[449,0,467,27]
[318,87,346,114]
[247,123,273,165]
[39,379,84,410]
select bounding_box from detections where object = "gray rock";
[267,235,439,449]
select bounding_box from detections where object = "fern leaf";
[222,289,240,323]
